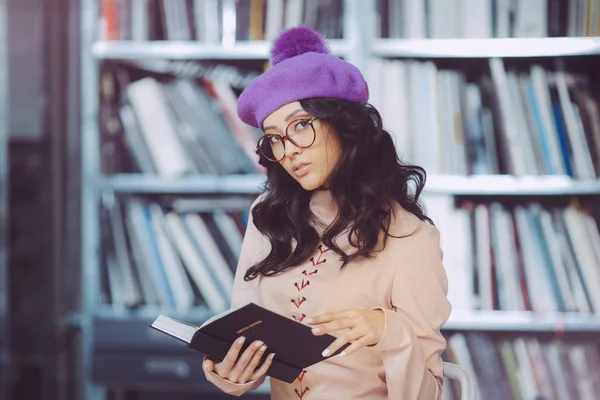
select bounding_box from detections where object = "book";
[149,302,348,383]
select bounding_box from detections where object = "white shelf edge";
[93,39,350,60]
[97,174,600,196]
[90,307,600,332]
[424,174,600,195]
[444,310,600,332]
[97,174,266,194]
[93,305,215,322]
[373,37,600,58]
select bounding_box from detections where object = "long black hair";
[245,98,431,281]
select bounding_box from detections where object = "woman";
[203,26,451,400]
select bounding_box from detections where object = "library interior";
[1,0,600,399]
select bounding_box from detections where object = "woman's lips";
[293,163,311,177]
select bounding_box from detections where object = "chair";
[443,362,476,400]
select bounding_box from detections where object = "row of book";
[369,59,600,178]
[100,66,263,176]
[377,0,597,39]
[99,194,255,313]
[426,195,600,314]
[105,60,600,179]
[99,0,343,43]
[443,333,600,400]
[100,193,600,318]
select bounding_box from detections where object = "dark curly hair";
[245,98,431,281]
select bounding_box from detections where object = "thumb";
[203,359,214,373]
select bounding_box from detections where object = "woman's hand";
[204,336,275,384]
[306,309,385,358]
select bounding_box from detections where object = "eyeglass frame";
[255,117,320,162]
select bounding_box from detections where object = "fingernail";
[203,362,208,370]
[254,341,263,348]
[238,336,246,344]
[322,348,330,357]
[269,353,275,360]
[339,351,346,358]
[312,328,320,334]
[260,345,267,352]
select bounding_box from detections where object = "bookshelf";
[0,0,9,397]
[79,1,365,399]
[368,2,600,399]
[78,0,600,399]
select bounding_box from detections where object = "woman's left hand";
[305,309,385,358]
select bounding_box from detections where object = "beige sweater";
[204,189,452,399]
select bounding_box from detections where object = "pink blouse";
[204,189,452,399]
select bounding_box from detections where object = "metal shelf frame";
[0,0,9,397]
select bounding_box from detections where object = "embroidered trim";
[309,244,329,266]
[295,279,310,291]
[294,371,310,399]
[292,313,306,322]
[291,297,307,308]
[289,244,330,399]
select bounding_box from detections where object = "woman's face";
[262,101,342,191]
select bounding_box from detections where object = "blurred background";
[1,0,600,399]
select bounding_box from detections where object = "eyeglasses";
[256,117,318,162]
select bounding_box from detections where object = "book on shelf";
[99,0,344,43]
[100,195,253,313]
[100,65,265,176]
[376,0,593,39]
[443,332,600,400]
[150,302,348,383]
[424,195,600,315]
[368,58,600,179]
[99,191,600,319]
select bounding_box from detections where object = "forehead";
[262,101,305,129]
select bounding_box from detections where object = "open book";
[150,302,347,383]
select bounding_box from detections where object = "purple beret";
[237,26,369,129]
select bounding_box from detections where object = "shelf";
[93,304,215,322]
[373,37,600,58]
[424,174,600,196]
[93,39,350,60]
[97,173,600,196]
[97,174,265,195]
[85,307,600,334]
[444,310,600,332]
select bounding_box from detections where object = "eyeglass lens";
[258,119,316,162]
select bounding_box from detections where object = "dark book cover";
[151,303,348,383]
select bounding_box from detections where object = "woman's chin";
[296,176,323,191]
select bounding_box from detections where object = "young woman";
[203,26,451,400]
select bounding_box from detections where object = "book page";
[199,302,251,329]
[151,315,199,343]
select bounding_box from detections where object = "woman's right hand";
[204,336,275,384]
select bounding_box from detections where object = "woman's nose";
[284,139,302,158]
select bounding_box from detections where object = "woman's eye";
[269,135,281,144]
[294,119,310,130]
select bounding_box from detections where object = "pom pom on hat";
[237,26,369,128]
[270,26,330,65]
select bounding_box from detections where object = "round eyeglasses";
[256,117,319,162]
